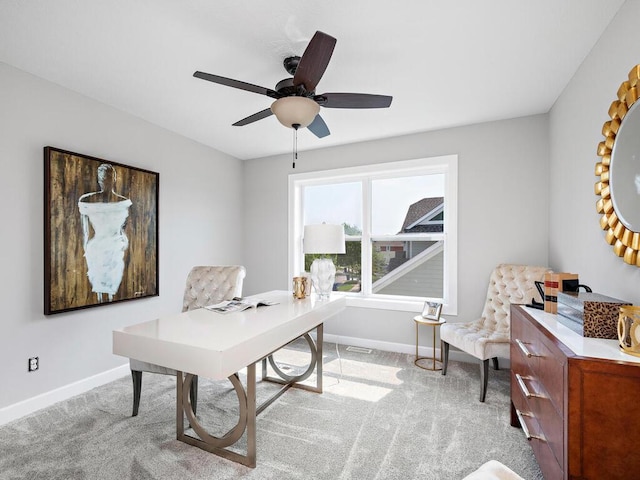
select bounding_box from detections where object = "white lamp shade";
[303,224,346,254]
[271,97,320,129]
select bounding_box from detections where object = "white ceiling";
[0,0,626,160]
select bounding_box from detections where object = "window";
[289,156,457,313]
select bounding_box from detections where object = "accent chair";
[129,265,246,416]
[440,263,549,402]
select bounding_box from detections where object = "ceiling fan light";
[271,97,320,129]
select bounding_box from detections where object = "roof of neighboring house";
[400,197,444,233]
[372,240,444,293]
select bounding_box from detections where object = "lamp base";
[310,258,336,300]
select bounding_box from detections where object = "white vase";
[310,258,336,300]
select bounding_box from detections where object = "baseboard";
[322,333,511,368]
[323,333,469,363]
[0,364,130,426]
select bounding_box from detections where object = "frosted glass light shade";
[303,224,346,254]
[271,97,320,129]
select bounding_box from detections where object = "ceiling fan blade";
[293,31,336,93]
[316,92,393,109]
[307,114,330,138]
[194,71,281,99]
[232,108,273,126]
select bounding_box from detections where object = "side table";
[413,315,446,371]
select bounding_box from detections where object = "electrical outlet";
[28,357,39,372]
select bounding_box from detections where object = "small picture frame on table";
[421,301,442,321]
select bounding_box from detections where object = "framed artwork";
[44,147,159,314]
[421,301,442,321]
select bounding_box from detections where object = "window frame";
[288,155,458,314]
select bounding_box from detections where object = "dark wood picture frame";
[44,147,159,314]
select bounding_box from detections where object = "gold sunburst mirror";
[596,64,640,266]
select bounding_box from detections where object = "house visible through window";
[289,155,458,313]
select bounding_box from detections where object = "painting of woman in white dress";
[44,147,158,314]
[78,164,133,303]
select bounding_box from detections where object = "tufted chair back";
[477,264,550,335]
[129,264,246,416]
[182,265,246,311]
[440,263,550,402]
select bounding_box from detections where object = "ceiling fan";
[193,31,393,139]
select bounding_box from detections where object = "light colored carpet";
[0,342,542,479]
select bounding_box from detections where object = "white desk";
[113,290,346,467]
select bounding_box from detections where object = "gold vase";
[617,306,640,357]
[292,276,308,299]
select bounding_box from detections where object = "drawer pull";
[515,339,539,358]
[515,373,544,398]
[515,409,545,442]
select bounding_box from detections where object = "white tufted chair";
[129,265,246,416]
[440,264,549,402]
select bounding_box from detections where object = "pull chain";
[292,124,300,169]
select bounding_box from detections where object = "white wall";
[549,0,640,303]
[0,63,244,415]
[243,115,550,349]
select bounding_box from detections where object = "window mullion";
[289,180,304,280]
[361,178,372,296]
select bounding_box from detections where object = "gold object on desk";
[617,305,640,357]
[293,276,308,299]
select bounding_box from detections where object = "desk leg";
[174,323,323,468]
[316,323,323,393]
[263,324,323,394]
[176,371,255,467]
[246,363,257,466]
[176,371,184,439]
[261,357,267,379]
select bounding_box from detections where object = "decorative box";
[543,272,579,313]
[557,291,630,339]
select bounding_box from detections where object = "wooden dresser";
[510,305,640,480]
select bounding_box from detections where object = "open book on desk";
[205,297,279,314]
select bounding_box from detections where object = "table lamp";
[303,224,346,300]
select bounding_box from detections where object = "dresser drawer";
[510,369,564,470]
[511,379,563,480]
[511,307,565,418]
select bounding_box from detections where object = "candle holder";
[617,305,640,357]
